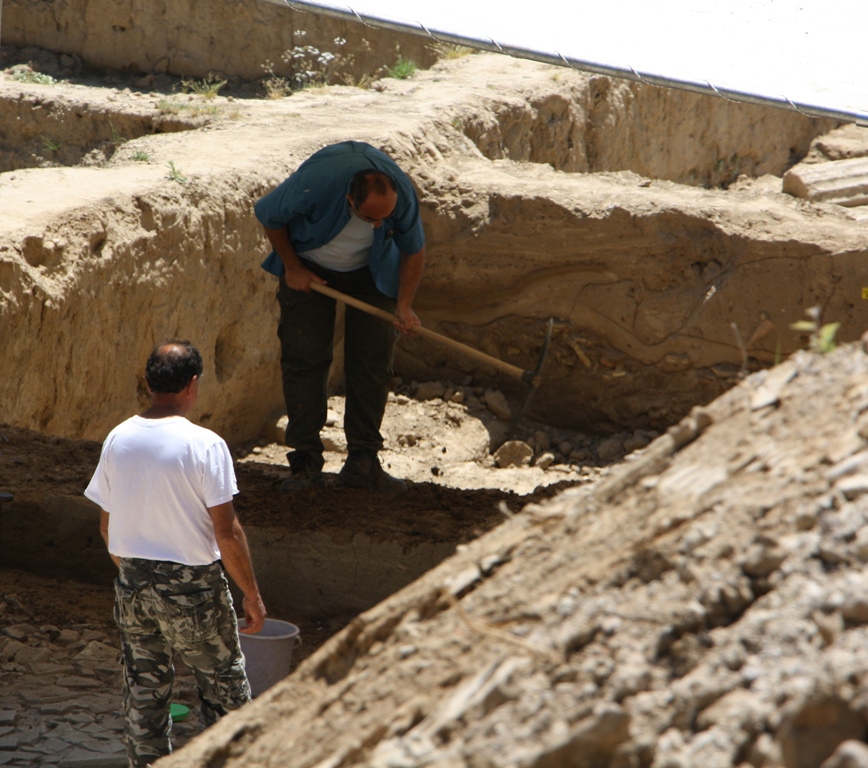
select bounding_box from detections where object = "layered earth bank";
[2,52,866,444]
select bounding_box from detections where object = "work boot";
[280,452,325,492]
[338,451,407,494]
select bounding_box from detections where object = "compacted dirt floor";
[0,374,632,765]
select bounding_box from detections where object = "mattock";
[309,283,554,427]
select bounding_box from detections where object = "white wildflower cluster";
[280,34,348,89]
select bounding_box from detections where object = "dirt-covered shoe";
[279,472,324,492]
[280,460,324,493]
[338,451,407,494]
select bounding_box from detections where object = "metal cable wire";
[269,0,868,125]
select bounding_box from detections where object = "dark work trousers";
[277,258,398,472]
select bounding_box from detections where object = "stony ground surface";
[0,378,638,767]
[0,568,225,767]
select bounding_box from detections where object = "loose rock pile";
[399,378,657,471]
[253,378,658,494]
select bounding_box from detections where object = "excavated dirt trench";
[2,43,868,665]
[0,407,580,656]
[0,85,206,172]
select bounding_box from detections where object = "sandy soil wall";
[1,55,864,444]
[0,89,202,172]
[3,0,438,81]
[0,167,284,443]
[241,528,455,623]
[460,73,834,187]
[403,150,868,431]
[0,490,453,624]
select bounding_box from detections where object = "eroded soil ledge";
[1,52,865,446]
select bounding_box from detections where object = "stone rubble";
[0,609,202,767]
[260,380,657,491]
[155,344,868,768]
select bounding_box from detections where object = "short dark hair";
[348,170,396,208]
[145,339,203,393]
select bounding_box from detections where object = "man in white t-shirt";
[85,340,267,768]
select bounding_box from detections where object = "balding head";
[347,171,398,228]
[145,340,203,394]
[348,170,397,209]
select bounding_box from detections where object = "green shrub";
[386,56,417,80]
[11,70,57,85]
[790,306,840,354]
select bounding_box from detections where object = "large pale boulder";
[783,156,868,207]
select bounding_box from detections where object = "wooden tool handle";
[310,282,527,380]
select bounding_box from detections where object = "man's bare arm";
[395,247,426,335]
[208,501,267,634]
[99,510,120,568]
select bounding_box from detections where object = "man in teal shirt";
[255,141,426,493]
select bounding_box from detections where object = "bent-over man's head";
[146,340,203,394]
[348,170,397,227]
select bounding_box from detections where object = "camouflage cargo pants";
[114,558,251,768]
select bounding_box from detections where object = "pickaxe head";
[519,318,554,388]
[512,318,555,428]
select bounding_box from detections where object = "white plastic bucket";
[238,618,301,697]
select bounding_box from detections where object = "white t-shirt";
[85,415,238,565]
[299,209,375,271]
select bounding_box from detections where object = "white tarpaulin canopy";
[270,0,868,125]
